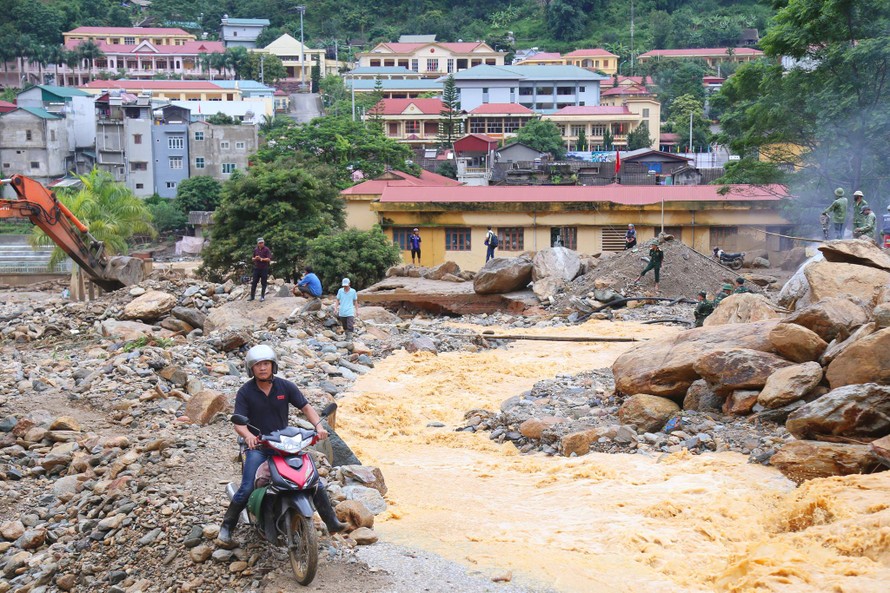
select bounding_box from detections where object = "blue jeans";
[233,448,273,505]
[833,222,845,239]
[486,245,496,262]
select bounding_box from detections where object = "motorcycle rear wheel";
[730,259,743,270]
[286,508,318,586]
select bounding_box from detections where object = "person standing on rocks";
[714,283,733,306]
[484,226,498,262]
[218,344,345,544]
[693,291,713,327]
[624,224,637,250]
[633,243,663,292]
[853,206,876,242]
[822,188,848,239]
[335,277,359,342]
[408,228,422,265]
[733,277,751,294]
[249,238,272,302]
[852,190,869,230]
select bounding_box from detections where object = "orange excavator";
[0,174,143,291]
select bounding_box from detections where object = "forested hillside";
[2,0,774,61]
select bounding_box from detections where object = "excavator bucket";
[102,256,145,289]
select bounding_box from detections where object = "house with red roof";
[0,100,16,114]
[637,48,764,68]
[516,48,619,75]
[357,39,505,78]
[543,105,660,151]
[371,98,448,146]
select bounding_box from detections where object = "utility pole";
[351,75,356,121]
[260,54,265,85]
[296,6,306,91]
[689,110,693,157]
[630,0,635,76]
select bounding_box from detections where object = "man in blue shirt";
[408,228,422,264]
[335,277,359,342]
[293,266,322,298]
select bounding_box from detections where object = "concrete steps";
[0,235,71,273]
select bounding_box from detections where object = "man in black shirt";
[249,237,272,302]
[218,344,344,543]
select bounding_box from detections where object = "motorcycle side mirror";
[230,414,249,426]
[320,403,338,418]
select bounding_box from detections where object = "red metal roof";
[552,106,632,116]
[468,103,534,115]
[378,184,788,205]
[520,52,561,61]
[82,80,224,90]
[67,27,192,36]
[374,98,444,115]
[341,169,461,196]
[0,100,16,112]
[640,48,764,58]
[377,42,488,54]
[601,86,651,97]
[65,40,224,55]
[564,49,618,58]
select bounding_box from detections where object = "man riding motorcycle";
[218,344,345,543]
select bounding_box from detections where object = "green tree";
[647,60,707,120]
[626,122,653,150]
[30,168,156,267]
[437,74,462,148]
[366,76,385,130]
[516,119,566,159]
[206,112,237,125]
[76,39,104,83]
[547,0,586,42]
[145,195,188,233]
[575,128,587,151]
[243,52,287,85]
[602,127,614,151]
[225,47,250,80]
[714,158,787,186]
[198,158,346,281]
[306,226,401,292]
[669,94,709,151]
[436,160,457,179]
[174,176,222,213]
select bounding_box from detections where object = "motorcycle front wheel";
[286,508,318,586]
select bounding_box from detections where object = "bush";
[307,226,401,292]
[146,198,187,233]
[174,176,222,214]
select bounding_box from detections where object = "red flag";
[614,149,621,174]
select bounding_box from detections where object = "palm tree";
[31,45,51,86]
[30,168,157,269]
[77,40,104,83]
[0,36,15,84]
[209,52,228,80]
[46,46,66,86]
[226,47,249,80]
[14,35,35,85]
[64,48,82,86]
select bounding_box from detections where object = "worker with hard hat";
[852,190,869,230]
[822,188,848,239]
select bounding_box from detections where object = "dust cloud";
[338,320,890,592]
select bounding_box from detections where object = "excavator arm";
[0,174,142,292]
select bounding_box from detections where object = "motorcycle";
[226,404,337,586]
[712,247,745,270]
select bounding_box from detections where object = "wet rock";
[532,247,582,282]
[723,390,760,416]
[768,323,828,363]
[357,307,400,325]
[693,349,792,395]
[473,256,533,295]
[123,290,176,320]
[340,465,388,496]
[704,293,782,326]
[682,380,724,413]
[343,484,386,515]
[757,363,823,409]
[771,440,881,484]
[518,417,563,439]
[826,328,890,388]
[405,335,437,354]
[804,261,890,307]
[532,277,566,302]
[818,238,890,272]
[784,297,871,342]
[184,390,229,425]
[786,383,890,441]
[618,394,679,433]
[424,261,461,281]
[350,527,378,545]
[171,306,207,330]
[335,500,374,530]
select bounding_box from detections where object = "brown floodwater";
[338,320,890,592]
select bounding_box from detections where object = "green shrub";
[146,199,187,233]
[307,226,401,292]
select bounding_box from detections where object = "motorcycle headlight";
[273,434,312,454]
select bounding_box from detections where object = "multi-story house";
[0,107,70,191]
[81,80,240,102]
[374,99,445,146]
[220,16,270,49]
[152,105,191,198]
[637,47,764,68]
[188,121,258,182]
[15,85,97,173]
[544,106,646,151]
[465,104,535,141]
[515,49,619,75]
[452,65,608,113]
[597,77,661,149]
[346,76,443,100]
[95,92,154,196]
[254,34,333,89]
[357,40,505,78]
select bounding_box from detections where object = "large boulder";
[818,239,890,272]
[357,307,400,325]
[756,362,823,409]
[171,306,206,330]
[184,390,229,425]
[473,256,533,295]
[723,390,760,415]
[768,323,828,363]
[618,394,679,432]
[123,290,176,321]
[820,323,876,366]
[532,276,566,302]
[105,256,145,286]
[100,320,160,342]
[682,379,724,412]
[703,293,783,326]
[873,303,890,329]
[784,297,871,342]
[825,327,890,388]
[786,383,890,441]
[532,247,582,282]
[804,261,890,307]
[612,320,779,399]
[424,261,460,281]
[777,252,822,309]
[204,299,297,333]
[693,348,793,395]
[771,440,881,484]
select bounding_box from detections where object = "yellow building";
[516,49,619,74]
[357,41,505,78]
[543,106,657,151]
[63,26,196,46]
[343,183,792,269]
[80,80,239,102]
[637,48,764,68]
[254,34,335,85]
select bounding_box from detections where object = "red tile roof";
[520,52,562,61]
[457,133,498,143]
[65,40,225,54]
[640,48,764,58]
[601,85,651,97]
[67,27,192,36]
[377,42,489,54]
[0,100,16,112]
[564,49,618,58]
[378,184,787,205]
[82,80,224,90]
[468,103,534,115]
[552,106,633,116]
[374,98,444,115]
[341,169,461,196]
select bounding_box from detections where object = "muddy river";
[339,320,890,593]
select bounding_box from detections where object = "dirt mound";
[563,237,740,302]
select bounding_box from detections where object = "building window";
[642,108,650,118]
[166,181,176,189]
[447,59,454,73]
[571,125,585,137]
[405,120,420,134]
[388,122,399,137]
[136,183,144,189]
[235,141,245,150]
[124,37,135,45]
[50,131,56,141]
[445,228,471,251]
[551,227,577,249]
[130,162,148,171]
[220,141,230,149]
[410,59,418,72]
[25,130,32,141]
[2,163,9,168]
[194,131,204,141]
[392,228,411,250]
[579,86,585,92]
[426,58,439,72]
[168,136,184,149]
[30,161,40,169]
[222,163,236,174]
[498,227,524,251]
[557,86,574,95]
[518,87,533,96]
[591,125,606,137]
[169,157,183,170]
[469,119,486,134]
[195,157,205,169]
[486,119,503,134]
[133,134,142,144]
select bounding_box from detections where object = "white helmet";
[245,344,278,377]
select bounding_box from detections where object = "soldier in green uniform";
[734,277,751,294]
[693,291,714,327]
[854,206,876,242]
[713,283,733,306]
[822,188,848,239]
[852,190,869,230]
[634,243,664,291]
